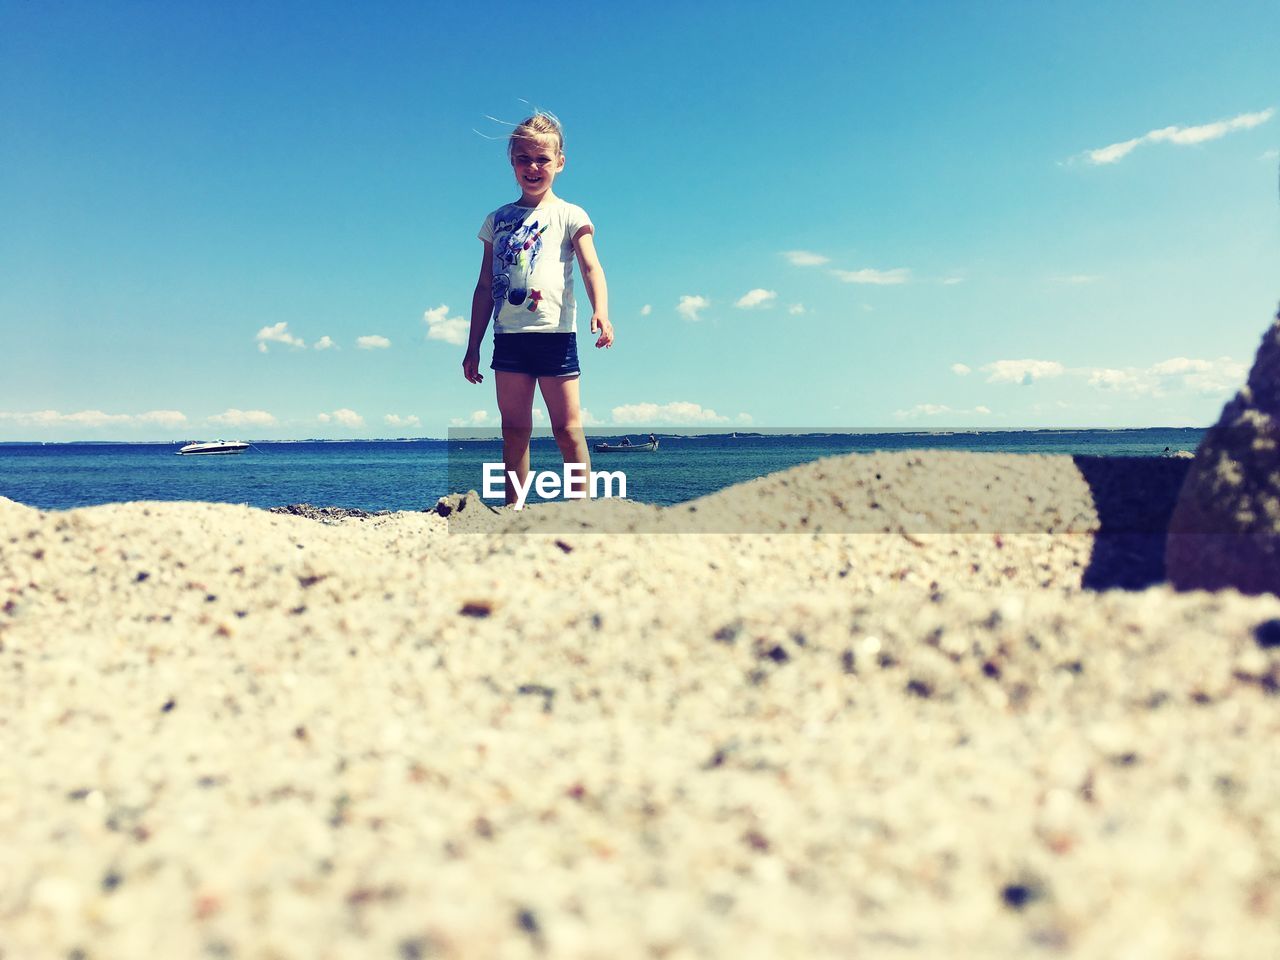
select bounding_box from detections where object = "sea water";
[0,429,1203,513]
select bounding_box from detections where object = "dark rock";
[1167,308,1280,595]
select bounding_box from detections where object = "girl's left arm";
[573,228,613,348]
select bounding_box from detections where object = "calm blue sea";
[0,429,1203,512]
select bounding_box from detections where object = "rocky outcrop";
[1166,308,1280,595]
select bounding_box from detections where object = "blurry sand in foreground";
[3,452,1279,959]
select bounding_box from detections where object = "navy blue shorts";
[490,333,580,377]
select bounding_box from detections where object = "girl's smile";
[511,135,565,205]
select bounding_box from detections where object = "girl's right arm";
[462,241,494,383]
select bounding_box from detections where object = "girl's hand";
[591,314,614,348]
[462,348,484,383]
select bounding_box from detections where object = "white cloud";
[611,401,730,425]
[209,408,276,427]
[942,277,965,285]
[736,412,754,424]
[966,354,1246,397]
[423,305,469,346]
[951,363,971,376]
[1051,274,1101,284]
[384,414,421,428]
[782,250,830,267]
[1262,148,1280,162]
[255,322,305,352]
[640,304,652,316]
[317,407,363,427]
[983,360,1066,385]
[579,407,602,427]
[450,410,491,427]
[831,267,910,285]
[1078,357,1245,396]
[1086,137,1144,165]
[314,336,335,351]
[1083,108,1275,165]
[735,288,777,309]
[1154,356,1246,394]
[974,406,991,415]
[0,409,190,430]
[357,335,391,350]
[676,295,709,322]
[788,303,806,315]
[1151,357,1212,376]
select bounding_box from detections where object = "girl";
[462,112,612,505]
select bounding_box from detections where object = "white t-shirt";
[478,199,593,333]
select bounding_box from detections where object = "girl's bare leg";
[538,374,591,498]
[495,371,536,506]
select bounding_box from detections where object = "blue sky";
[1,0,1277,440]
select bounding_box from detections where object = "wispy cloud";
[1075,358,1244,395]
[971,355,1245,395]
[255,321,305,353]
[640,304,652,316]
[1148,356,1245,394]
[983,360,1066,385]
[318,408,364,427]
[951,363,971,376]
[1262,148,1280,162]
[611,401,730,425]
[941,277,965,285]
[1087,368,1148,393]
[424,305,468,346]
[384,414,421,428]
[209,408,276,427]
[1081,108,1274,165]
[831,267,910,285]
[314,336,335,350]
[357,335,390,350]
[892,404,992,420]
[1051,274,1101,284]
[782,250,830,267]
[676,295,709,322]
[0,409,187,427]
[788,303,806,315]
[735,288,777,309]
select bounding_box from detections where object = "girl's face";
[510,135,564,204]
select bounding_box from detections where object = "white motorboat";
[177,440,250,456]
[593,437,659,453]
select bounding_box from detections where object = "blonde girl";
[463,112,612,504]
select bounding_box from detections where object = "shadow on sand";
[1074,456,1192,591]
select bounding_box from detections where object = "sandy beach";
[4,450,1280,959]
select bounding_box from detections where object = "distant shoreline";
[0,427,1209,446]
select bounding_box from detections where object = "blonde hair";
[509,112,564,157]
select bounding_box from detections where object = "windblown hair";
[509,112,564,157]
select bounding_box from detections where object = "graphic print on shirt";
[492,213,550,313]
